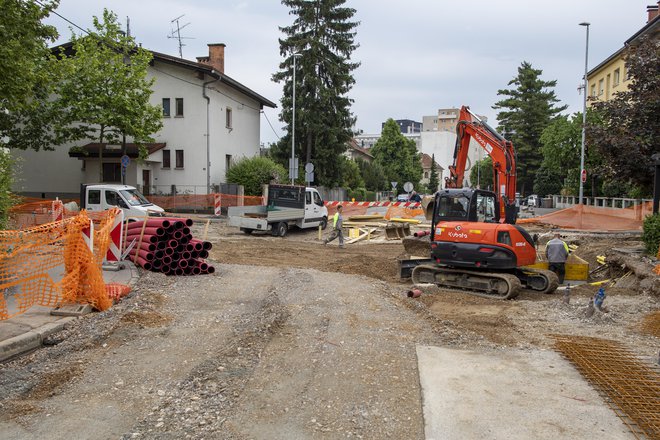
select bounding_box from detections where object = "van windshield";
[120,189,151,206]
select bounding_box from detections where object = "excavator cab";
[433,189,499,224]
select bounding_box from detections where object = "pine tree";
[272,0,360,187]
[493,61,567,195]
[428,154,440,193]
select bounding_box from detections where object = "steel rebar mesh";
[553,335,660,440]
[640,311,660,338]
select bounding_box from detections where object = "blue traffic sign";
[121,154,130,168]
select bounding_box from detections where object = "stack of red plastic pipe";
[125,218,215,275]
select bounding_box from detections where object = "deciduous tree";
[371,119,422,189]
[56,9,162,181]
[0,0,66,151]
[356,159,387,192]
[588,37,659,196]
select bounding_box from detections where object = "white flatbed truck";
[228,184,328,237]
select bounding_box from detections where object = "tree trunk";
[98,127,105,183]
[305,132,312,166]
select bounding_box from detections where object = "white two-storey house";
[12,43,276,198]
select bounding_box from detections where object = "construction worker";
[324,205,344,248]
[546,232,569,283]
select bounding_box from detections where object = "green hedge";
[642,213,660,256]
[225,156,287,196]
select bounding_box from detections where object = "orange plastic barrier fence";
[0,209,119,320]
[326,204,369,217]
[518,205,643,231]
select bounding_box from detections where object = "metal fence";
[551,195,655,219]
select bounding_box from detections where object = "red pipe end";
[407,288,422,298]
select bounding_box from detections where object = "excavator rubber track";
[517,268,559,295]
[411,264,522,300]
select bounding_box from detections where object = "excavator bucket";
[421,195,434,220]
[385,223,401,239]
[385,223,412,239]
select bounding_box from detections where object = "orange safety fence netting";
[518,205,644,231]
[0,208,119,320]
[214,194,265,208]
[384,205,425,220]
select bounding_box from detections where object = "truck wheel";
[276,222,288,237]
[240,228,253,235]
[320,217,328,230]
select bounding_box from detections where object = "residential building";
[422,108,487,134]
[420,153,444,192]
[354,132,421,150]
[344,139,374,163]
[12,43,276,198]
[382,119,422,134]
[586,2,659,105]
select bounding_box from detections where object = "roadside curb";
[0,317,75,362]
[0,262,140,363]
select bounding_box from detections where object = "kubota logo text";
[448,231,468,239]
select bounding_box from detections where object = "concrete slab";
[416,345,634,440]
[0,320,31,340]
[9,306,62,328]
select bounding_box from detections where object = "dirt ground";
[209,220,659,350]
[0,216,658,439]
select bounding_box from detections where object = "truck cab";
[80,184,165,221]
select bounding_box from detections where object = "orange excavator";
[412,106,557,299]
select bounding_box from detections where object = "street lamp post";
[291,53,301,185]
[579,22,590,205]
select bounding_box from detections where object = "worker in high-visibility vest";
[324,205,345,248]
[546,232,570,283]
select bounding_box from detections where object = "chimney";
[196,43,225,74]
[647,3,659,22]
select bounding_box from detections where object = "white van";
[80,184,165,220]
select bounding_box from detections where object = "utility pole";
[579,22,590,205]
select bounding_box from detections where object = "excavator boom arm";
[445,106,517,223]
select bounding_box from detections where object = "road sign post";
[121,155,130,185]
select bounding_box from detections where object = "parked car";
[397,194,409,202]
[527,194,539,207]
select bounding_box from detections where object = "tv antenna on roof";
[167,15,194,58]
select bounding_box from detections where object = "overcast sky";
[45,0,654,145]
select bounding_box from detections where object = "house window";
[162,98,171,117]
[590,84,597,97]
[175,150,184,168]
[162,149,171,168]
[613,68,620,86]
[226,154,233,172]
[175,98,184,117]
[598,79,604,95]
[226,107,232,129]
[424,172,429,179]
[102,163,121,182]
